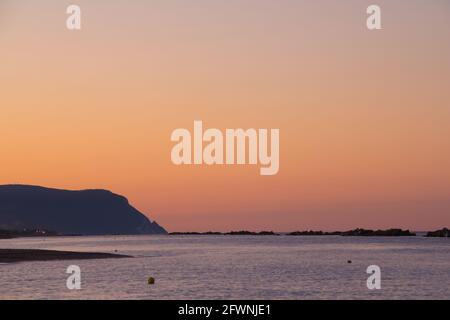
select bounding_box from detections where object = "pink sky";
[1,0,450,231]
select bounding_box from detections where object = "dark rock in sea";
[225,231,279,236]
[341,228,415,237]
[425,228,450,237]
[288,231,323,236]
[170,230,280,236]
[226,231,256,235]
[287,230,342,236]
[288,229,416,237]
[0,185,167,236]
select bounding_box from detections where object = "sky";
[1,0,450,232]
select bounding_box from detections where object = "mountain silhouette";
[0,185,167,235]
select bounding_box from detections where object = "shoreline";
[0,249,131,263]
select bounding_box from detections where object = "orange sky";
[1,0,450,231]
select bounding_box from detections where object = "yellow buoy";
[147,277,155,285]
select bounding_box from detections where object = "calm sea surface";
[0,235,449,300]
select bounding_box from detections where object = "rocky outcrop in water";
[169,231,279,236]
[340,228,415,236]
[426,228,450,237]
[287,231,342,236]
[287,229,416,236]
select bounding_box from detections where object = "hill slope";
[0,185,167,235]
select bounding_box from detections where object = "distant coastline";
[1,228,449,240]
[170,228,450,238]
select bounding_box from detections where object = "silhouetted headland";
[0,185,166,235]
[0,249,131,263]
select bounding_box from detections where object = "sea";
[0,235,449,300]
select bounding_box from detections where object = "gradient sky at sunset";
[1,0,450,231]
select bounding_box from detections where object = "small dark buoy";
[347,260,352,264]
[147,277,155,285]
